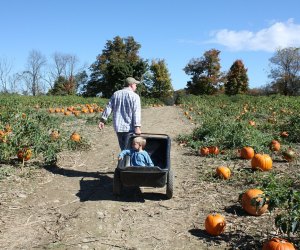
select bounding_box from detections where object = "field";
[0,94,299,249]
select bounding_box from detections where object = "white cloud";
[208,19,300,52]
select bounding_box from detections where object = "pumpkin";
[0,130,7,143]
[248,120,256,126]
[73,111,80,117]
[251,153,272,171]
[17,148,32,161]
[204,213,226,236]
[48,108,55,113]
[282,149,296,162]
[281,131,289,137]
[240,146,255,160]
[199,147,210,156]
[4,124,12,133]
[270,140,280,151]
[50,130,60,140]
[216,166,231,180]
[241,189,268,216]
[208,146,219,155]
[70,132,81,142]
[67,106,74,111]
[262,237,295,250]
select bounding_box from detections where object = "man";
[98,77,142,150]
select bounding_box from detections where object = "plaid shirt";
[101,87,141,132]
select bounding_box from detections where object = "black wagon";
[113,133,173,199]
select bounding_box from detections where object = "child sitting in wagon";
[118,136,154,167]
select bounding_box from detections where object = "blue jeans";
[116,132,130,150]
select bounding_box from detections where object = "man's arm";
[133,94,141,134]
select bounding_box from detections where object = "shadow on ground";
[44,164,168,203]
[189,228,263,249]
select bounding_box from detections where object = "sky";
[1,0,300,91]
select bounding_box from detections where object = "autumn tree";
[48,75,77,96]
[225,60,249,95]
[84,36,148,97]
[149,59,173,99]
[268,47,300,95]
[184,49,223,95]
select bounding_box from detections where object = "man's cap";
[125,77,140,85]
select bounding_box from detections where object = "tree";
[268,47,300,95]
[22,50,47,96]
[84,36,148,97]
[48,75,76,96]
[0,57,13,93]
[225,60,249,95]
[149,59,173,99]
[46,52,85,95]
[184,49,223,95]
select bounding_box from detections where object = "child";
[118,136,154,167]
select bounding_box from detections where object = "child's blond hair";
[133,136,146,149]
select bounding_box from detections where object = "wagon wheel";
[166,168,174,199]
[113,168,122,196]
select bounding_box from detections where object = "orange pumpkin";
[0,130,7,143]
[70,132,81,142]
[248,120,256,126]
[240,146,255,160]
[204,213,226,236]
[262,238,295,250]
[4,124,12,133]
[216,166,231,180]
[241,189,268,216]
[270,140,280,151]
[17,148,32,161]
[208,146,219,155]
[251,154,272,171]
[48,108,55,113]
[50,130,60,140]
[281,131,289,137]
[199,147,210,156]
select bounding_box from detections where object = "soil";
[0,106,298,250]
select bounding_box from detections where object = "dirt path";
[0,106,267,249]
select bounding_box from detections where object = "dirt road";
[0,106,268,249]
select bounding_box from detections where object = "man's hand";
[98,121,105,130]
[135,126,141,135]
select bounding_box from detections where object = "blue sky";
[1,0,300,90]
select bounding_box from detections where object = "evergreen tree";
[85,36,148,97]
[225,60,249,95]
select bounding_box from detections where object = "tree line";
[1,36,299,99]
